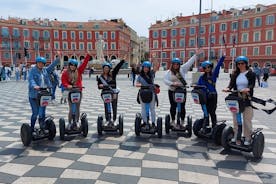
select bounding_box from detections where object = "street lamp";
[207,0,213,61]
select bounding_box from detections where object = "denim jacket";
[28,59,60,98]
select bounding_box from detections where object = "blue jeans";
[52,85,57,100]
[29,97,46,131]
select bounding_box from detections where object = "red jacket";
[61,54,90,90]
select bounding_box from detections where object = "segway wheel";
[193,119,204,138]
[48,119,56,140]
[186,116,193,138]
[252,132,265,159]
[81,117,88,137]
[135,113,141,136]
[20,123,32,146]
[97,115,103,136]
[157,117,162,138]
[59,118,66,140]
[165,114,170,134]
[118,114,124,136]
[221,126,234,150]
[212,123,226,145]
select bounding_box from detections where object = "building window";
[266,15,275,25]
[32,30,40,40]
[1,27,9,37]
[153,40,158,48]
[189,51,195,57]
[79,42,84,50]
[23,29,29,38]
[210,36,215,45]
[180,51,185,59]
[265,46,272,56]
[190,27,195,35]
[200,26,205,34]
[266,30,273,41]
[231,21,238,31]
[254,17,262,27]
[171,51,176,58]
[103,43,108,50]
[180,28,186,36]
[62,31,67,40]
[103,32,108,39]
[253,31,261,42]
[71,42,76,50]
[220,23,227,31]
[79,32,84,40]
[161,52,167,58]
[87,43,92,50]
[171,29,177,37]
[13,28,20,37]
[153,31,159,38]
[210,24,215,33]
[199,38,205,46]
[111,42,116,50]
[87,32,92,40]
[54,42,60,50]
[161,30,167,37]
[24,41,30,48]
[230,48,236,57]
[189,38,195,47]
[44,42,49,49]
[253,47,259,56]
[161,40,167,48]
[241,48,247,56]
[241,33,249,43]
[54,31,59,39]
[179,39,185,48]
[43,30,50,39]
[71,31,75,40]
[63,42,68,50]
[242,19,250,29]
[111,32,115,40]
[33,42,39,51]
[95,32,99,39]
[171,40,177,48]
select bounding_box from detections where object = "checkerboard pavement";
[0,71,276,184]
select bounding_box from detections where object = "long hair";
[67,67,78,85]
[140,67,153,81]
[170,64,180,75]
[232,62,250,78]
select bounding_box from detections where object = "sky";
[0,0,275,37]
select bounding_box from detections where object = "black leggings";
[168,90,186,121]
[206,94,217,127]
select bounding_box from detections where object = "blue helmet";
[171,58,182,64]
[35,56,46,64]
[69,59,78,66]
[235,56,249,64]
[102,62,112,69]
[142,61,151,68]
[201,60,213,68]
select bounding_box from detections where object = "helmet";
[102,62,112,69]
[142,61,151,68]
[68,59,78,66]
[171,58,182,64]
[201,60,213,68]
[235,56,249,64]
[35,56,46,64]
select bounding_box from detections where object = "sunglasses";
[203,66,211,69]
[237,62,245,65]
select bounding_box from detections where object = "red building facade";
[149,4,276,71]
[0,18,131,67]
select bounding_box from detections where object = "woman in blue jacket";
[197,51,226,129]
[28,53,61,134]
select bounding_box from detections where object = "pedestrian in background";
[15,64,20,81]
[253,64,261,87]
[49,68,60,103]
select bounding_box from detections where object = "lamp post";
[207,0,213,61]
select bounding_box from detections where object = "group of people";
[252,64,270,88]
[27,49,256,146]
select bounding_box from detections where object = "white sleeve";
[163,70,173,86]
[180,55,197,74]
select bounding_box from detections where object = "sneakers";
[244,138,251,146]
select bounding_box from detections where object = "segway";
[59,87,88,140]
[165,86,192,137]
[97,86,123,136]
[135,86,162,138]
[191,85,226,145]
[221,91,264,159]
[21,88,56,146]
